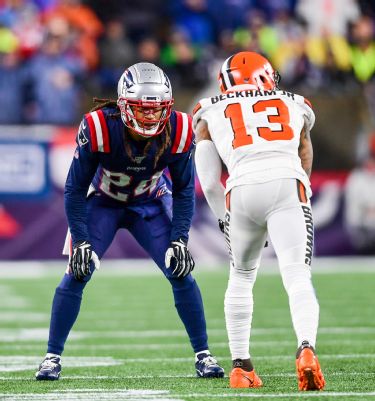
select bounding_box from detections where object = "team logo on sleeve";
[77,121,88,146]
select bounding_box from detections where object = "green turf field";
[0,260,374,400]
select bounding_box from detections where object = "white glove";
[165,238,195,278]
[70,241,100,281]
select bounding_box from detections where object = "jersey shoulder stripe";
[192,97,212,131]
[171,111,193,153]
[84,110,111,153]
[192,102,202,116]
[304,97,313,109]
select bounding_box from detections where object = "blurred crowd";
[1,0,375,255]
[0,0,375,126]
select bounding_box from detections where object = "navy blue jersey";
[64,107,195,246]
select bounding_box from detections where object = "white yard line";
[0,257,374,278]
[0,390,375,400]
[0,353,374,373]
[1,326,375,344]
[181,392,375,399]
[1,372,375,380]
[3,338,375,351]
[0,390,182,401]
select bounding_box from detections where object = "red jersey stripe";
[171,111,183,153]
[97,110,110,152]
[304,98,313,109]
[193,102,202,115]
[85,113,98,152]
[182,114,193,152]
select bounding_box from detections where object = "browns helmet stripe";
[221,55,235,91]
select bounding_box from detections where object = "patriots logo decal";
[77,120,88,146]
[123,70,135,89]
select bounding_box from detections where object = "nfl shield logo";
[134,156,146,164]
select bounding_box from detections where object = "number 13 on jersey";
[224,99,294,149]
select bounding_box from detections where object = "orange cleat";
[229,367,263,388]
[296,347,325,391]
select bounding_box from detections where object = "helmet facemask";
[117,62,174,138]
[117,97,173,138]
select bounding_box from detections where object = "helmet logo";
[163,72,171,88]
[123,70,135,89]
[117,62,174,138]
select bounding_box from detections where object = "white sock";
[46,353,60,359]
[280,263,319,348]
[224,264,258,360]
[195,349,210,362]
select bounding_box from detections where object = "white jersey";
[193,89,315,196]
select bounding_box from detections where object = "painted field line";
[181,392,375,399]
[0,312,48,322]
[1,327,375,343]
[0,353,374,366]
[0,389,181,401]
[1,372,375,381]
[119,353,375,362]
[2,338,375,351]
[65,326,375,338]
[1,390,375,400]
[1,256,375,275]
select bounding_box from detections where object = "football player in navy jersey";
[35,62,224,380]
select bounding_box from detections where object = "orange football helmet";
[218,51,280,93]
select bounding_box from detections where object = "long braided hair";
[90,97,172,168]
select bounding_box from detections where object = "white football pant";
[224,178,319,360]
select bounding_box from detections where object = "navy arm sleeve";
[168,148,195,242]
[64,125,99,246]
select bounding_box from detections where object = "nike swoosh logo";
[241,373,254,385]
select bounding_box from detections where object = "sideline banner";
[0,142,49,198]
[0,125,372,260]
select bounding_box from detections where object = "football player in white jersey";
[193,51,325,391]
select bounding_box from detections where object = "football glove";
[70,241,100,281]
[165,238,195,278]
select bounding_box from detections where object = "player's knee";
[57,273,89,295]
[167,273,195,288]
[229,262,259,286]
[279,263,312,293]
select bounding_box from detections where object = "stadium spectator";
[232,9,278,57]
[136,36,161,64]
[349,15,375,126]
[0,47,28,124]
[169,0,217,47]
[43,0,104,70]
[344,133,375,254]
[294,0,359,90]
[25,17,86,125]
[350,15,375,83]
[194,51,325,390]
[35,62,224,381]
[98,19,136,91]
[0,0,44,59]
[295,0,361,37]
[161,29,209,89]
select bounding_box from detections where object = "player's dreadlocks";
[90,98,171,168]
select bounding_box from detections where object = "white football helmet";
[117,62,174,138]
